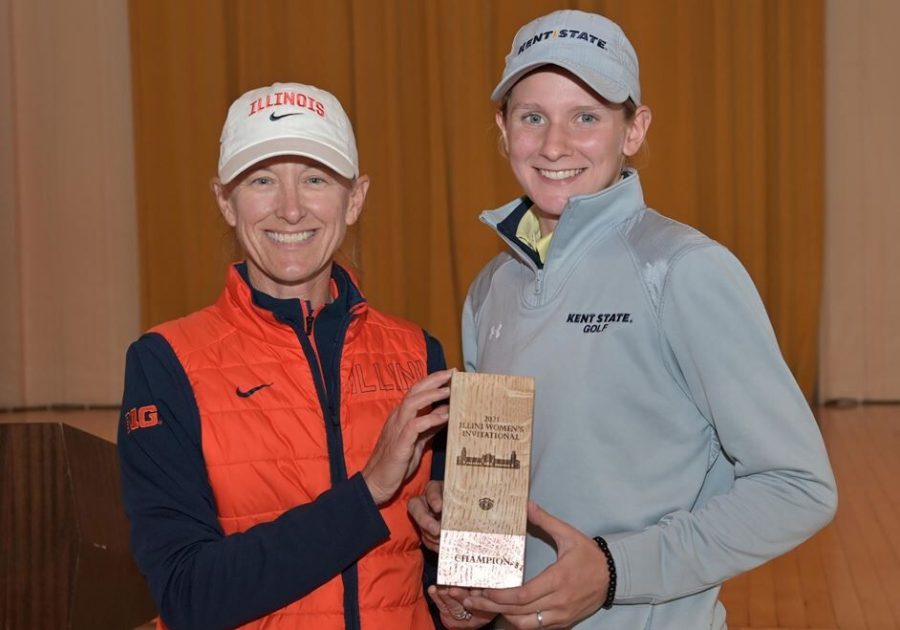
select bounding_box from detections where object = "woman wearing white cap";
[410,10,836,630]
[119,82,451,629]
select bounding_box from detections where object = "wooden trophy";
[437,371,534,588]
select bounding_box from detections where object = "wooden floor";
[720,404,900,630]
[3,404,898,629]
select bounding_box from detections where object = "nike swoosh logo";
[269,111,303,121]
[236,383,273,398]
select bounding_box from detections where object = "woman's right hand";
[411,482,496,627]
[429,585,496,629]
[362,370,452,505]
[408,479,444,551]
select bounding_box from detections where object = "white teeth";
[539,168,585,180]
[266,230,314,243]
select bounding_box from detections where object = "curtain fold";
[130,0,824,398]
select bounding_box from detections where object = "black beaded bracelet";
[593,536,617,609]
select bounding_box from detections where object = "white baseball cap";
[218,82,358,183]
[492,10,641,106]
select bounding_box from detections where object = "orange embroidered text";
[125,405,160,433]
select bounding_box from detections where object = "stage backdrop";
[130,0,825,397]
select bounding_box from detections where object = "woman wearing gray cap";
[119,82,451,629]
[410,10,836,630]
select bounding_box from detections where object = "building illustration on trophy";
[456,447,521,470]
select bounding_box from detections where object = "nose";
[275,183,305,224]
[539,121,572,161]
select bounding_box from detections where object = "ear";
[623,105,652,158]
[212,178,237,227]
[495,110,510,156]
[345,174,370,226]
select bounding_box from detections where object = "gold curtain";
[130,0,823,398]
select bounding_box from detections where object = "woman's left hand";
[461,501,611,629]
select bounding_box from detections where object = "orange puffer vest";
[153,265,434,629]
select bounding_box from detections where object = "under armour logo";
[489,323,503,340]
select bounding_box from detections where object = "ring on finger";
[453,609,473,621]
[536,609,544,628]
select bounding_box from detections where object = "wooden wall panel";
[820,0,900,402]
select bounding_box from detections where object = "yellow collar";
[515,209,553,263]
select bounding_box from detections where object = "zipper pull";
[303,300,315,335]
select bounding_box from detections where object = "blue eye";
[578,113,598,123]
[523,112,543,124]
[252,176,274,185]
[307,176,326,185]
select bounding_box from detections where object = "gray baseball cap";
[491,10,641,106]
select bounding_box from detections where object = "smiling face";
[214,155,368,303]
[497,67,651,234]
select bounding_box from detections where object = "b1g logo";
[125,405,160,433]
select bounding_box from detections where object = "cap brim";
[219,137,357,183]
[491,59,635,105]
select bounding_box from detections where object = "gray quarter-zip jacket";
[462,170,836,629]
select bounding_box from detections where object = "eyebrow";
[510,102,606,112]
[510,102,543,111]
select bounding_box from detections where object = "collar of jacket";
[215,261,368,346]
[482,168,646,272]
